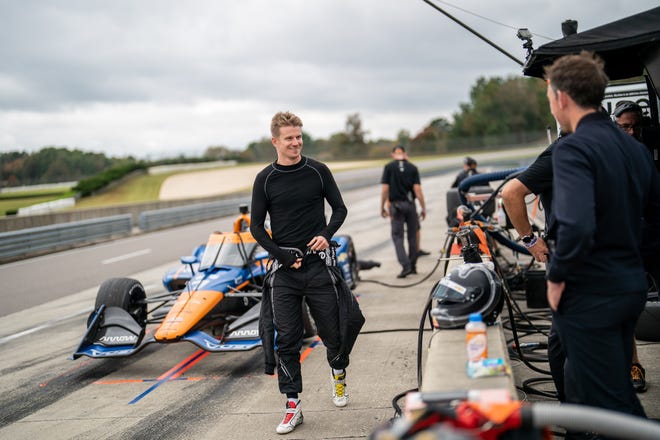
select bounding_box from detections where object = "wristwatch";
[521,233,538,248]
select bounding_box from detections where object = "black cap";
[613,101,642,118]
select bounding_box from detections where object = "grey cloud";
[1,0,657,154]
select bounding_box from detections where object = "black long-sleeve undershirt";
[250,156,347,267]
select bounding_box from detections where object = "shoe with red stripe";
[276,400,303,434]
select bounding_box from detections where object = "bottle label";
[466,332,487,362]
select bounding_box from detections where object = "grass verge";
[0,188,77,215]
[73,172,176,208]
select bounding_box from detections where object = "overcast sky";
[1,1,657,158]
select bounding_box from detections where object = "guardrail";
[0,197,253,261]
[0,168,460,262]
[137,196,249,231]
[0,214,132,261]
[0,157,533,263]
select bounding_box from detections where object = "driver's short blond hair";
[271,111,303,137]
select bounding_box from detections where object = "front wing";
[71,304,263,359]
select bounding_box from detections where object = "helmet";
[431,263,503,329]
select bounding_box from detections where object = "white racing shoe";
[331,371,348,407]
[276,400,303,434]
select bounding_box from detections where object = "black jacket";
[259,265,365,375]
[548,112,660,293]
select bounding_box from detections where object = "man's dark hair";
[464,156,477,167]
[392,145,406,153]
[544,51,608,110]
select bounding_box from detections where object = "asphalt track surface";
[0,174,454,440]
[1,161,658,439]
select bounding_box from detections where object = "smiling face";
[272,125,303,165]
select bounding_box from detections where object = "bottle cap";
[468,313,483,322]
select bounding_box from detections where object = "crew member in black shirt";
[250,111,350,434]
[380,146,427,278]
[544,52,660,431]
[450,156,479,188]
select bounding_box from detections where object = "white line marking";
[0,307,93,345]
[102,248,152,264]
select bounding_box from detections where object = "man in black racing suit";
[250,111,364,435]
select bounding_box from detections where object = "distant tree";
[0,151,28,187]
[300,131,319,157]
[241,138,274,162]
[410,117,451,154]
[326,132,352,158]
[345,113,367,145]
[1,146,114,186]
[204,145,243,161]
[42,157,71,182]
[448,76,553,150]
[332,113,368,158]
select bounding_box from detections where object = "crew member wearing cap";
[613,100,644,141]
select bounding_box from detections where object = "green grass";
[0,188,76,215]
[73,172,176,208]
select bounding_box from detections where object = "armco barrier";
[0,154,537,262]
[138,197,249,231]
[0,214,132,261]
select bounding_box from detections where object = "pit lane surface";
[2,168,658,439]
[0,176,453,440]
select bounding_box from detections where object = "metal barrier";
[137,197,249,231]
[0,161,526,262]
[0,214,132,261]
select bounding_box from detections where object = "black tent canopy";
[523,7,660,168]
[522,6,660,88]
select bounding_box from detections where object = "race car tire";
[302,302,317,338]
[93,278,147,328]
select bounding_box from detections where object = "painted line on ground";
[128,349,209,404]
[102,248,152,265]
[0,306,93,346]
[95,377,205,384]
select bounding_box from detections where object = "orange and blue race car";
[71,217,360,360]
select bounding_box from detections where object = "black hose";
[359,255,447,289]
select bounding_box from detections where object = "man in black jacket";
[251,111,363,435]
[544,52,660,433]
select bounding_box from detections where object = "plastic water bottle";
[465,313,488,362]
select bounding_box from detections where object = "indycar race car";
[72,215,360,360]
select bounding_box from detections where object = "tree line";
[2,75,553,188]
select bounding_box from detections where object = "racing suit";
[251,156,362,394]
